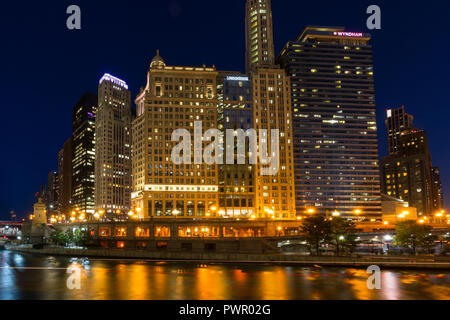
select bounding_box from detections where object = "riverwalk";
[7,246,450,269]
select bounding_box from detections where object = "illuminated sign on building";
[226,76,249,81]
[333,32,364,37]
[99,73,129,89]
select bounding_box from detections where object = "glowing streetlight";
[332,211,340,217]
[307,208,315,214]
[354,209,362,215]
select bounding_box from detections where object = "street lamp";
[332,211,340,217]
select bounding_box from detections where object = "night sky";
[1,0,449,219]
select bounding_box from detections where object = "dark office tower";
[381,129,433,216]
[72,92,97,215]
[217,72,255,217]
[277,26,381,219]
[57,138,73,214]
[385,106,414,155]
[245,0,275,73]
[95,74,132,215]
[431,167,444,210]
[47,171,58,214]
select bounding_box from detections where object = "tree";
[421,234,438,254]
[300,215,332,256]
[329,218,358,256]
[50,229,69,246]
[394,221,432,255]
[72,228,87,246]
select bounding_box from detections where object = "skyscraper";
[277,26,381,219]
[57,138,73,214]
[381,129,433,215]
[217,72,255,217]
[431,167,444,210]
[95,74,132,215]
[47,171,58,214]
[245,0,296,219]
[245,0,275,73]
[132,51,219,219]
[72,92,97,214]
[385,106,414,155]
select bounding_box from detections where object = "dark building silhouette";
[57,137,73,214]
[385,106,414,155]
[381,127,434,216]
[46,171,58,214]
[431,166,444,210]
[71,92,97,214]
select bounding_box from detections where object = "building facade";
[381,129,433,216]
[95,74,133,216]
[132,51,219,221]
[72,92,97,214]
[217,72,255,218]
[277,26,381,219]
[245,0,296,219]
[431,167,444,210]
[385,106,414,155]
[46,171,58,214]
[245,0,275,73]
[57,138,73,214]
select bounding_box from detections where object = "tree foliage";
[300,215,332,256]
[329,217,358,256]
[394,221,433,254]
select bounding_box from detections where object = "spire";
[150,49,166,68]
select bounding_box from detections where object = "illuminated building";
[132,50,219,219]
[251,68,296,219]
[277,26,381,219]
[381,129,433,215]
[385,106,414,155]
[217,72,255,218]
[246,0,296,219]
[95,74,132,215]
[245,0,275,73]
[71,92,97,214]
[57,138,73,214]
[431,167,444,210]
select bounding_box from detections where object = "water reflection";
[0,251,448,300]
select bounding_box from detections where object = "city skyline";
[1,0,449,218]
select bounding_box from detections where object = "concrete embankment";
[7,246,450,269]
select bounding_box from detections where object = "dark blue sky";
[0,0,448,219]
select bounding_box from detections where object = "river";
[0,250,449,300]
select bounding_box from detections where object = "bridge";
[0,221,23,239]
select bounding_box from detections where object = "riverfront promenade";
[8,246,450,269]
